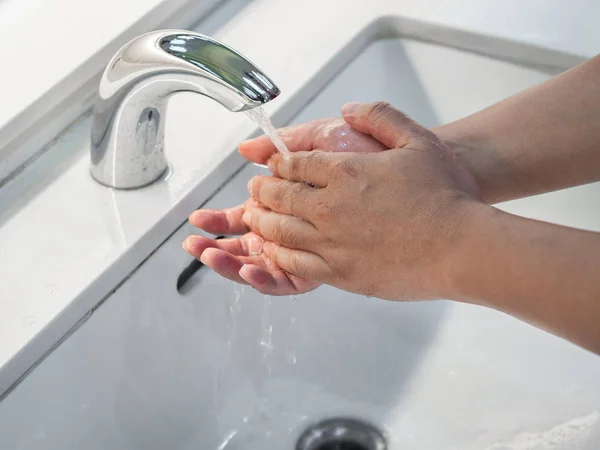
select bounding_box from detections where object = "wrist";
[435,201,503,304]
[432,123,502,204]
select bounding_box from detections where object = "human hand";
[242,102,484,300]
[183,117,387,294]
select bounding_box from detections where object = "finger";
[183,235,245,258]
[239,264,320,295]
[267,151,332,187]
[262,241,332,282]
[199,248,248,284]
[242,204,319,251]
[247,175,319,218]
[189,205,248,235]
[239,118,333,164]
[341,101,434,149]
[183,233,269,259]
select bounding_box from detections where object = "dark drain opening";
[314,442,370,450]
[296,418,386,450]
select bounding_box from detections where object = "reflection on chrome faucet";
[90,30,280,189]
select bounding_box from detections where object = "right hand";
[183,116,387,295]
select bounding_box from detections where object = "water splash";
[285,348,297,365]
[233,283,244,314]
[259,295,274,376]
[216,430,238,450]
[215,284,246,417]
[244,106,290,159]
[286,294,298,365]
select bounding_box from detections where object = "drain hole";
[177,235,225,293]
[296,418,386,450]
[315,442,370,450]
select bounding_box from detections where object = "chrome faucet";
[90,30,280,189]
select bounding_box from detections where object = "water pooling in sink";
[244,106,291,158]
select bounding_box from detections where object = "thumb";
[341,101,429,149]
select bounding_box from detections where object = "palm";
[183,117,387,295]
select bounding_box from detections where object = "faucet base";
[89,160,169,190]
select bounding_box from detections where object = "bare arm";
[448,205,600,353]
[434,54,600,204]
[238,102,600,355]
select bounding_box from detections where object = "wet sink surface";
[1,38,600,449]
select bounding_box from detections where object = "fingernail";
[247,178,254,194]
[247,236,264,256]
[242,211,251,226]
[182,236,195,253]
[341,102,361,115]
[238,268,251,284]
[199,252,209,266]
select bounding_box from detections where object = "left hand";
[243,102,484,300]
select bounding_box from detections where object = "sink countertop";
[0,0,599,396]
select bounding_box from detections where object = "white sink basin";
[1,36,599,450]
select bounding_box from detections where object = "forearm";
[446,205,600,354]
[433,54,600,204]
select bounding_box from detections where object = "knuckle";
[367,101,394,121]
[250,177,262,198]
[305,151,322,174]
[288,183,305,212]
[290,182,305,197]
[289,252,307,277]
[271,182,287,209]
[288,156,302,180]
[277,217,303,247]
[313,199,334,222]
[270,220,285,243]
[334,157,365,179]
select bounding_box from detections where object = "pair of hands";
[183,102,483,301]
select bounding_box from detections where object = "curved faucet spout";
[90,30,280,189]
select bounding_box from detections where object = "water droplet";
[260,296,274,375]
[217,430,238,450]
[285,349,297,365]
